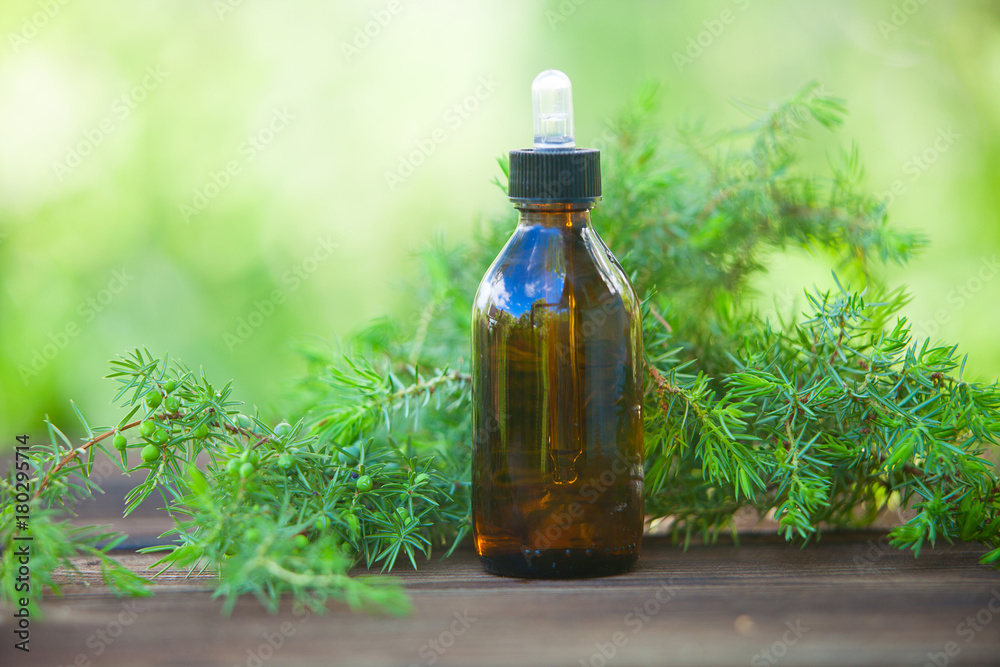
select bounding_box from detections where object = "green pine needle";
[2,82,997,617]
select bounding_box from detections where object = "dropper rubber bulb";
[532,69,575,150]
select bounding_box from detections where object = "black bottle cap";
[508,148,601,203]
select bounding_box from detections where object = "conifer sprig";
[3,83,998,616]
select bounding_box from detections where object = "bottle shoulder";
[473,224,639,320]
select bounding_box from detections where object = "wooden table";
[4,532,1000,667]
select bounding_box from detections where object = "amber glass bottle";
[471,70,644,578]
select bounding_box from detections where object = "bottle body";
[471,203,644,578]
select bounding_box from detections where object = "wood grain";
[4,532,1000,667]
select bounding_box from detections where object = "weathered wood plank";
[4,533,999,667]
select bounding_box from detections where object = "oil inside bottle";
[472,203,644,578]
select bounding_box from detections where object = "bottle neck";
[514,201,594,229]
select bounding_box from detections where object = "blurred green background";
[2,0,999,439]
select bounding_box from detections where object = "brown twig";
[32,407,262,500]
[647,363,682,415]
[32,421,139,499]
[316,369,472,428]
